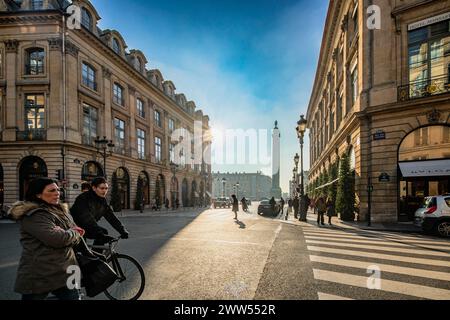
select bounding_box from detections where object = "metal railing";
[398,75,450,102]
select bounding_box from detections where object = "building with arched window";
[0,0,212,209]
[307,0,450,223]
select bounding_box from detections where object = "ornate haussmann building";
[307,0,449,222]
[0,0,212,209]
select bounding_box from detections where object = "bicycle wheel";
[104,254,145,300]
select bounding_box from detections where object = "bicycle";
[90,237,145,300]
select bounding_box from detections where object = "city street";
[0,203,449,300]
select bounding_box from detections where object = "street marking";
[305,240,450,258]
[304,235,450,251]
[309,255,450,281]
[0,261,19,269]
[313,269,450,300]
[307,246,450,267]
[305,236,450,254]
[302,230,450,246]
[317,292,353,300]
[302,227,424,240]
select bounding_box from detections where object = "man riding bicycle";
[70,177,129,247]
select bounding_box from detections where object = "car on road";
[213,197,231,209]
[414,195,450,237]
[257,199,281,217]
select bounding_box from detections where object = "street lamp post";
[94,136,115,179]
[296,115,307,196]
[222,178,226,198]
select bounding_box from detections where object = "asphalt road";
[0,203,449,300]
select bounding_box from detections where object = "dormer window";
[136,57,142,72]
[112,38,121,54]
[81,8,93,31]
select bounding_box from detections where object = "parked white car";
[414,195,450,237]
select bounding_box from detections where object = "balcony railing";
[398,75,450,102]
[16,129,47,141]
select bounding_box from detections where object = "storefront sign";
[408,12,450,31]
[378,173,390,182]
[373,130,386,141]
[399,159,450,177]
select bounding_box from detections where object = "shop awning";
[399,159,450,178]
[315,178,339,190]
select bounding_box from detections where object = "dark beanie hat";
[25,177,58,202]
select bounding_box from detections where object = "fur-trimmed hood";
[8,201,70,221]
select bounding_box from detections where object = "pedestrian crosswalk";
[301,225,450,300]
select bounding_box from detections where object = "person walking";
[241,197,248,212]
[286,198,293,220]
[326,197,335,226]
[280,197,285,215]
[70,177,129,248]
[293,196,300,219]
[9,178,85,300]
[231,194,239,219]
[269,197,276,215]
[316,197,326,226]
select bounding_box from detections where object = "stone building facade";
[212,172,272,201]
[307,0,449,222]
[0,0,212,209]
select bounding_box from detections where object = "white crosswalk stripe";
[302,226,450,300]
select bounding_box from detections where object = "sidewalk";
[302,210,422,233]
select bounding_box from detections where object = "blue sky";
[91,0,329,193]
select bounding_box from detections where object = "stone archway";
[138,171,150,205]
[170,176,179,209]
[155,174,166,208]
[0,163,3,206]
[191,180,198,207]
[398,124,450,221]
[19,156,48,201]
[114,167,130,210]
[182,178,189,207]
[81,161,104,183]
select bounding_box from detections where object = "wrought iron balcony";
[16,129,47,141]
[398,75,450,102]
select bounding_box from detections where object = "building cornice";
[391,0,441,17]
[306,0,345,123]
[0,10,208,123]
[73,28,200,123]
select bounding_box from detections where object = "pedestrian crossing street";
[301,225,450,300]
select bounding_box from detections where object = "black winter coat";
[70,190,125,240]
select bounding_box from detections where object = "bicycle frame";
[89,238,127,281]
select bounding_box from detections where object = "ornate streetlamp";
[296,115,307,196]
[94,136,115,179]
[222,178,227,198]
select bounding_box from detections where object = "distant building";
[212,172,272,200]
